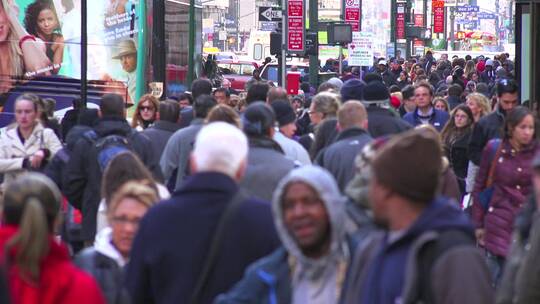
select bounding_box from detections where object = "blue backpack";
[83,130,135,171]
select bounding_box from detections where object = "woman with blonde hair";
[0,173,105,303]
[131,94,159,130]
[466,93,491,122]
[76,181,158,304]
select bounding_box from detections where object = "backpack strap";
[415,230,475,303]
[485,139,502,188]
[189,190,247,304]
[82,130,98,144]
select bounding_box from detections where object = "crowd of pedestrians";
[0,51,538,304]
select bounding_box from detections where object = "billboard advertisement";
[0,0,142,104]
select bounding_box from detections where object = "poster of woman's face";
[4,0,140,84]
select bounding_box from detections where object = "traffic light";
[305,31,318,56]
[270,32,282,56]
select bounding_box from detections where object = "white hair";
[193,122,248,177]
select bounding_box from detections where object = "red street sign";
[433,0,445,33]
[414,14,424,26]
[345,0,361,32]
[396,2,406,40]
[287,0,305,52]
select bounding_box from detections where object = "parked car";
[217,59,260,92]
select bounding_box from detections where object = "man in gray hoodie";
[216,165,358,304]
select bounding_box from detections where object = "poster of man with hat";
[112,39,137,103]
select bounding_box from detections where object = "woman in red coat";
[0,173,105,304]
[473,106,538,286]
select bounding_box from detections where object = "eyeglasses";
[111,216,141,228]
[140,106,154,112]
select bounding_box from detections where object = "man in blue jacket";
[341,129,493,304]
[216,166,363,304]
[126,122,280,304]
[403,81,449,132]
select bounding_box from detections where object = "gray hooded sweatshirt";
[272,165,349,304]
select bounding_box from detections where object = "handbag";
[478,139,502,211]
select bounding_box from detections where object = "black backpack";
[83,130,136,171]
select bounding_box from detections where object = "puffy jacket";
[472,139,538,257]
[497,198,540,304]
[0,226,105,304]
[402,108,450,132]
[0,123,62,186]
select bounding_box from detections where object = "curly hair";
[24,1,61,37]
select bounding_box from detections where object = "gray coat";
[240,138,295,202]
[160,119,204,191]
[142,120,179,174]
[315,128,372,191]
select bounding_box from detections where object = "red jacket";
[0,226,105,304]
[472,139,538,257]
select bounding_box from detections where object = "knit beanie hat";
[390,96,401,109]
[485,59,494,67]
[270,100,296,127]
[371,129,442,203]
[327,77,344,90]
[362,81,390,104]
[340,79,366,102]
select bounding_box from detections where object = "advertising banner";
[0,0,141,103]
[433,0,445,33]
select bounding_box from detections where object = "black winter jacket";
[468,109,505,166]
[445,129,472,194]
[63,117,160,241]
[367,106,412,138]
[75,249,130,304]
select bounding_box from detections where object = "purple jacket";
[472,139,538,257]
